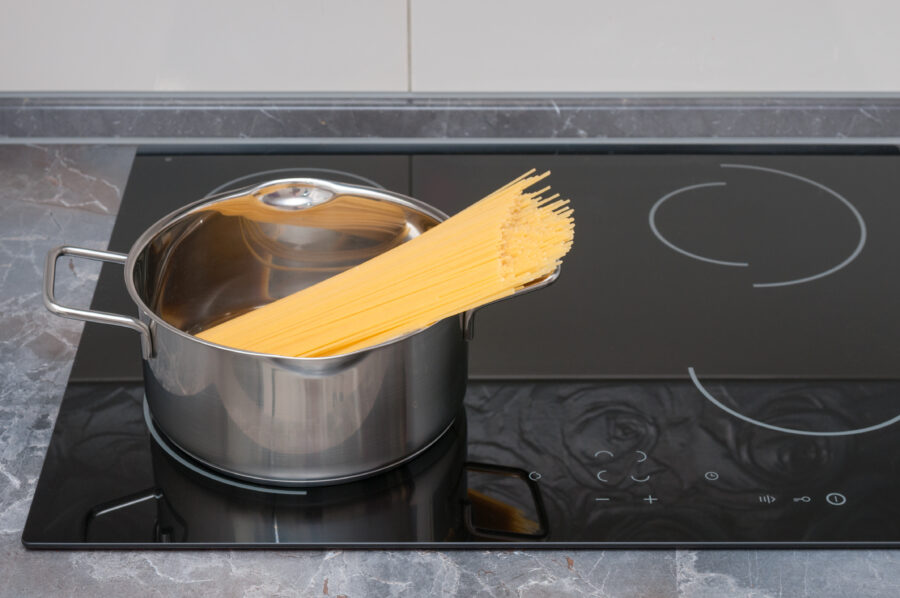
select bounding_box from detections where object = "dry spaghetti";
[196,170,575,357]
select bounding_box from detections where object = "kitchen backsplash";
[2,0,899,92]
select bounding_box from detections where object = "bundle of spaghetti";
[196,170,574,357]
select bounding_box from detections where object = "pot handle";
[462,266,561,340]
[44,246,153,358]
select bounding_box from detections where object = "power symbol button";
[825,492,847,506]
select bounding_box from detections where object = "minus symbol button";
[595,498,611,502]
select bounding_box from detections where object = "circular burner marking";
[648,182,746,267]
[688,367,900,437]
[720,164,867,288]
[649,164,867,288]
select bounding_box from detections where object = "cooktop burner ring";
[649,163,867,288]
[648,181,743,266]
[689,367,900,437]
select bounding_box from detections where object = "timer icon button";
[825,492,847,506]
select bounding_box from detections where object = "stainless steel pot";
[44,178,557,486]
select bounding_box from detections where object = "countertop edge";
[3,93,900,141]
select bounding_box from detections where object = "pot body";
[126,178,467,485]
[142,312,467,485]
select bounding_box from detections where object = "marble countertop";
[2,136,900,596]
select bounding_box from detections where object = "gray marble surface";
[3,94,900,141]
[2,144,900,597]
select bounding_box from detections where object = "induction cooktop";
[24,146,900,548]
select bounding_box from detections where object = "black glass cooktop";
[24,147,900,548]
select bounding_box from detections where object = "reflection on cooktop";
[465,381,900,543]
[25,377,900,546]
